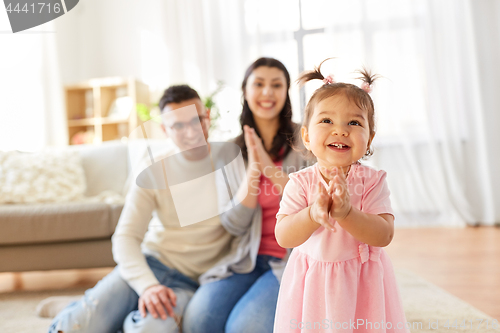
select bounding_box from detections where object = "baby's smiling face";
[302,94,373,173]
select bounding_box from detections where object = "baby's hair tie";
[323,75,335,85]
[361,82,372,93]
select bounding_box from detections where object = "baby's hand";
[310,181,335,231]
[328,168,352,221]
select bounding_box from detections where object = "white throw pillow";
[0,150,87,204]
[74,141,128,197]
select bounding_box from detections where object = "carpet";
[0,269,496,333]
[0,288,85,333]
[395,269,496,333]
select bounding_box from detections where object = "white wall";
[54,0,249,98]
[54,0,147,85]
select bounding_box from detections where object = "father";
[48,85,234,333]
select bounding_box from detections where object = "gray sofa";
[0,141,130,272]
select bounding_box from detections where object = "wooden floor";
[385,226,500,320]
[0,226,499,320]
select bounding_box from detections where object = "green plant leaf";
[136,103,152,122]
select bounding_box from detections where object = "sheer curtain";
[315,0,496,226]
[369,0,495,227]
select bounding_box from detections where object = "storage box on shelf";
[65,77,149,145]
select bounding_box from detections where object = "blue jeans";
[48,256,198,333]
[182,255,280,333]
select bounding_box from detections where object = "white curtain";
[0,18,66,151]
[364,0,496,227]
[228,0,499,226]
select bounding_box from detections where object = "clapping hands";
[310,167,352,231]
[243,125,275,175]
[243,125,262,176]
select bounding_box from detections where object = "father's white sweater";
[112,145,233,295]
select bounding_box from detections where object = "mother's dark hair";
[235,57,297,161]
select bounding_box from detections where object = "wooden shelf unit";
[65,77,149,145]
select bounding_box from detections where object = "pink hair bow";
[361,82,372,93]
[323,75,335,85]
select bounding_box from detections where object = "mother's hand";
[246,126,289,194]
[243,125,261,178]
[246,126,274,174]
[236,125,262,208]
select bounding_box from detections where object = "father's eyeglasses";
[169,116,207,132]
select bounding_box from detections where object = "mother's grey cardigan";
[199,143,312,285]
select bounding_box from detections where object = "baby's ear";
[301,126,310,150]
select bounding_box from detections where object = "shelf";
[67,117,130,127]
[101,117,129,125]
[68,118,95,126]
[65,77,149,145]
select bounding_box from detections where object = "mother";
[183,57,311,333]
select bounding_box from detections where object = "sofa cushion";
[72,141,129,197]
[0,202,123,245]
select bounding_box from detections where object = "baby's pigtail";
[355,67,380,93]
[297,57,334,87]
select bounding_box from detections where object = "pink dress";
[274,163,409,333]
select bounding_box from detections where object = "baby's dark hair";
[159,85,201,111]
[297,58,379,158]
